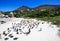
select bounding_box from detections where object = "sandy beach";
[0,18,60,41]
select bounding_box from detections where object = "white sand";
[0,18,60,41]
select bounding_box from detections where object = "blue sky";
[0,0,60,11]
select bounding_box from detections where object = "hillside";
[14,4,60,11]
[2,4,60,25]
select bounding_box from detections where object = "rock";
[3,31,7,36]
[58,29,60,37]
[5,34,7,36]
[4,38,9,40]
[0,34,2,39]
[16,32,19,34]
[13,37,18,40]
[3,31,5,35]
[8,34,13,38]
[10,36,14,38]
[23,29,31,35]
[38,28,42,31]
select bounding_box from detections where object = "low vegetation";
[3,5,60,25]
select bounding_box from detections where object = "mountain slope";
[15,5,60,11]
